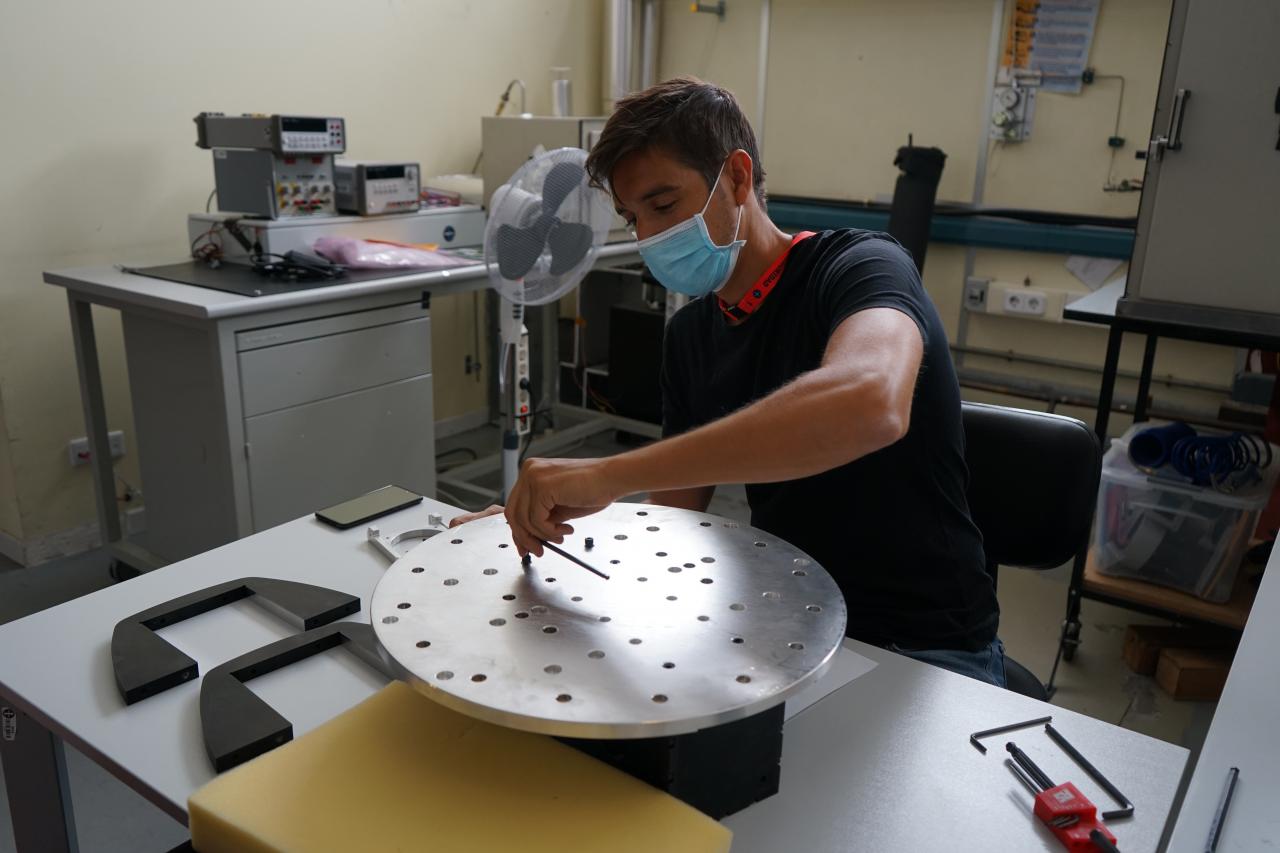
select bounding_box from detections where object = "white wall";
[658,0,1234,427]
[0,0,602,556]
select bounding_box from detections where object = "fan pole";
[499,301,530,501]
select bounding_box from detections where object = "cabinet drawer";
[244,374,435,530]
[239,316,431,417]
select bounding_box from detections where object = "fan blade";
[495,215,554,280]
[546,220,595,275]
[540,161,587,213]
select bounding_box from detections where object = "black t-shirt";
[661,229,998,652]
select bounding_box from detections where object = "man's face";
[610,146,739,243]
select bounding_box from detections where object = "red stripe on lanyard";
[718,231,816,321]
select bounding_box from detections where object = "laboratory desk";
[0,499,1189,852]
[44,243,639,573]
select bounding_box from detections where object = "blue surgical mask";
[636,164,745,297]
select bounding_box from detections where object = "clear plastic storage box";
[1094,427,1278,602]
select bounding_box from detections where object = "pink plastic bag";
[314,237,478,270]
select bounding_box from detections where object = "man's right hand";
[448,505,504,528]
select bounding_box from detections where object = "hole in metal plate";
[437,671,453,680]
[656,551,668,557]
[416,640,431,648]
[683,563,695,569]
[668,567,682,574]
[542,625,558,634]
[636,511,648,516]
[652,694,668,703]
[666,595,677,601]
[545,577,557,583]
[515,611,529,619]
[571,596,583,602]
[614,534,628,541]
[789,642,805,650]
[646,526,660,532]
[662,662,676,669]
[472,674,487,683]
[588,650,605,659]
[502,594,516,601]
[483,568,497,576]
[556,693,572,702]
[736,675,752,684]
[443,578,459,587]
[700,521,712,527]
[729,603,746,611]
[530,605,548,614]
[545,664,562,674]
[731,636,744,644]
[490,618,506,626]
[701,557,715,563]
[382,616,398,624]
[629,638,643,645]
[701,578,713,585]
[637,576,648,582]
[397,602,411,609]
[806,604,822,613]
[793,570,808,577]
[697,615,710,622]
[451,539,463,545]
[754,542,767,548]
[762,591,780,600]
[411,567,424,574]
[598,616,612,622]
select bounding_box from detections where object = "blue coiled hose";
[1130,422,1272,489]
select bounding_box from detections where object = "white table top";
[1165,546,1280,852]
[1063,279,1125,324]
[43,242,641,321]
[0,501,1188,851]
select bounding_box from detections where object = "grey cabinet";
[123,295,435,561]
[1126,0,1280,328]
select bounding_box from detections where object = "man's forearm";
[605,365,906,496]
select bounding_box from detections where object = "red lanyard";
[717,231,816,321]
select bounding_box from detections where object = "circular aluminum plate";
[371,502,847,738]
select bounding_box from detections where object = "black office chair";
[961,402,1101,700]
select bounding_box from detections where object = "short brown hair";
[586,77,766,206]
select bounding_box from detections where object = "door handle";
[1165,88,1191,151]
[1148,88,1191,161]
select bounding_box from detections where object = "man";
[456,77,1003,686]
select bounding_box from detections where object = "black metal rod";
[1045,723,1135,820]
[1007,742,1056,791]
[1005,758,1044,798]
[1205,767,1239,853]
[970,716,1054,753]
[542,541,610,580]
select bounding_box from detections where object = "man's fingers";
[449,505,504,528]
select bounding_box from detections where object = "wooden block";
[1155,647,1234,701]
[1122,625,1236,675]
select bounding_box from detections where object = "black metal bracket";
[111,578,360,705]
[199,621,391,772]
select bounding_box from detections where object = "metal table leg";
[67,294,122,553]
[0,703,78,853]
[1133,335,1159,424]
[1050,323,1126,687]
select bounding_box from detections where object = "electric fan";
[484,147,613,498]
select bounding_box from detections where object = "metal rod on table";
[1005,758,1044,798]
[542,541,611,580]
[1007,742,1056,792]
[970,715,1053,753]
[1205,767,1239,853]
[1045,723,1135,820]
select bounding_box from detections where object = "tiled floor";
[0,425,1217,852]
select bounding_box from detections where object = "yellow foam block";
[189,681,732,853]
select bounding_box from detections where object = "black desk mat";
[127,260,480,298]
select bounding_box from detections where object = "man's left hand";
[504,457,623,556]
